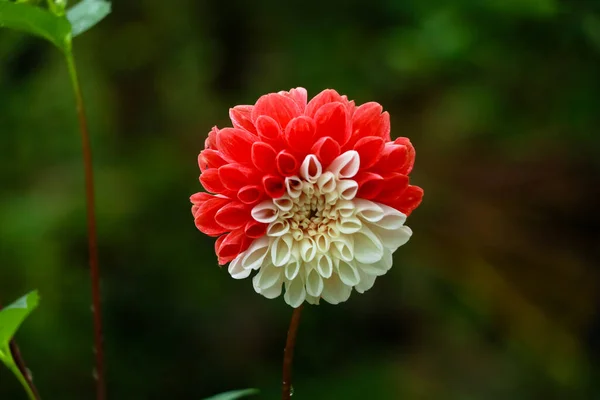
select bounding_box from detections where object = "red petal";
[216,128,256,164]
[285,116,315,156]
[314,102,351,147]
[218,164,259,191]
[349,102,390,147]
[190,192,213,205]
[370,142,409,174]
[390,185,423,216]
[373,173,409,204]
[245,220,267,239]
[276,150,299,177]
[237,185,264,205]
[215,202,251,230]
[205,126,220,150]
[353,136,384,170]
[252,93,301,130]
[194,196,230,237]
[200,168,227,194]
[229,105,257,134]
[263,174,286,198]
[216,229,247,265]
[280,87,307,111]
[355,171,384,200]
[251,141,277,173]
[198,149,227,172]
[215,235,227,260]
[255,115,285,149]
[192,204,200,218]
[310,136,341,169]
[305,89,343,117]
[394,137,415,175]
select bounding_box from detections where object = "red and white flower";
[191,88,423,307]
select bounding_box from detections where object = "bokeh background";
[1,0,600,398]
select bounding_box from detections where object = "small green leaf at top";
[0,291,39,347]
[204,388,260,400]
[66,0,110,37]
[0,1,71,51]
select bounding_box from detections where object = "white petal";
[368,224,412,251]
[285,176,303,199]
[356,249,393,276]
[228,253,251,279]
[305,294,321,305]
[331,236,354,262]
[316,253,333,278]
[353,199,384,223]
[337,179,358,200]
[267,220,290,237]
[353,225,384,264]
[299,154,322,183]
[241,236,271,270]
[271,234,293,266]
[316,171,336,193]
[327,150,360,179]
[254,264,282,290]
[273,196,294,212]
[334,200,355,219]
[336,215,362,234]
[284,258,302,281]
[327,224,340,240]
[284,278,306,308]
[372,204,407,230]
[306,267,324,297]
[355,268,376,294]
[257,278,284,299]
[251,201,279,223]
[299,237,317,262]
[325,191,339,204]
[302,183,315,196]
[314,234,330,253]
[335,259,360,286]
[321,273,352,305]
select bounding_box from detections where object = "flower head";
[191,88,423,307]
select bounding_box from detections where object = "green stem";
[9,364,37,400]
[64,49,106,400]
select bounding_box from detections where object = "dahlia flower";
[191,88,423,307]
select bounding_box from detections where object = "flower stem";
[64,50,106,400]
[9,340,40,400]
[282,304,303,400]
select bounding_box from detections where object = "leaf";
[67,0,110,37]
[203,388,260,400]
[0,291,40,400]
[0,291,39,347]
[0,2,71,51]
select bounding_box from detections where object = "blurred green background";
[1,0,600,398]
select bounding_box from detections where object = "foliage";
[0,292,39,400]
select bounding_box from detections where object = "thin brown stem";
[282,305,304,400]
[9,340,41,400]
[65,51,105,400]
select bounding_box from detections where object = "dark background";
[1,0,600,398]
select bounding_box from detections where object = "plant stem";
[9,340,41,400]
[64,50,106,400]
[282,305,304,400]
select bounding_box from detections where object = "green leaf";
[0,291,40,400]
[67,0,110,37]
[203,388,260,400]
[0,2,71,51]
[0,291,39,347]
